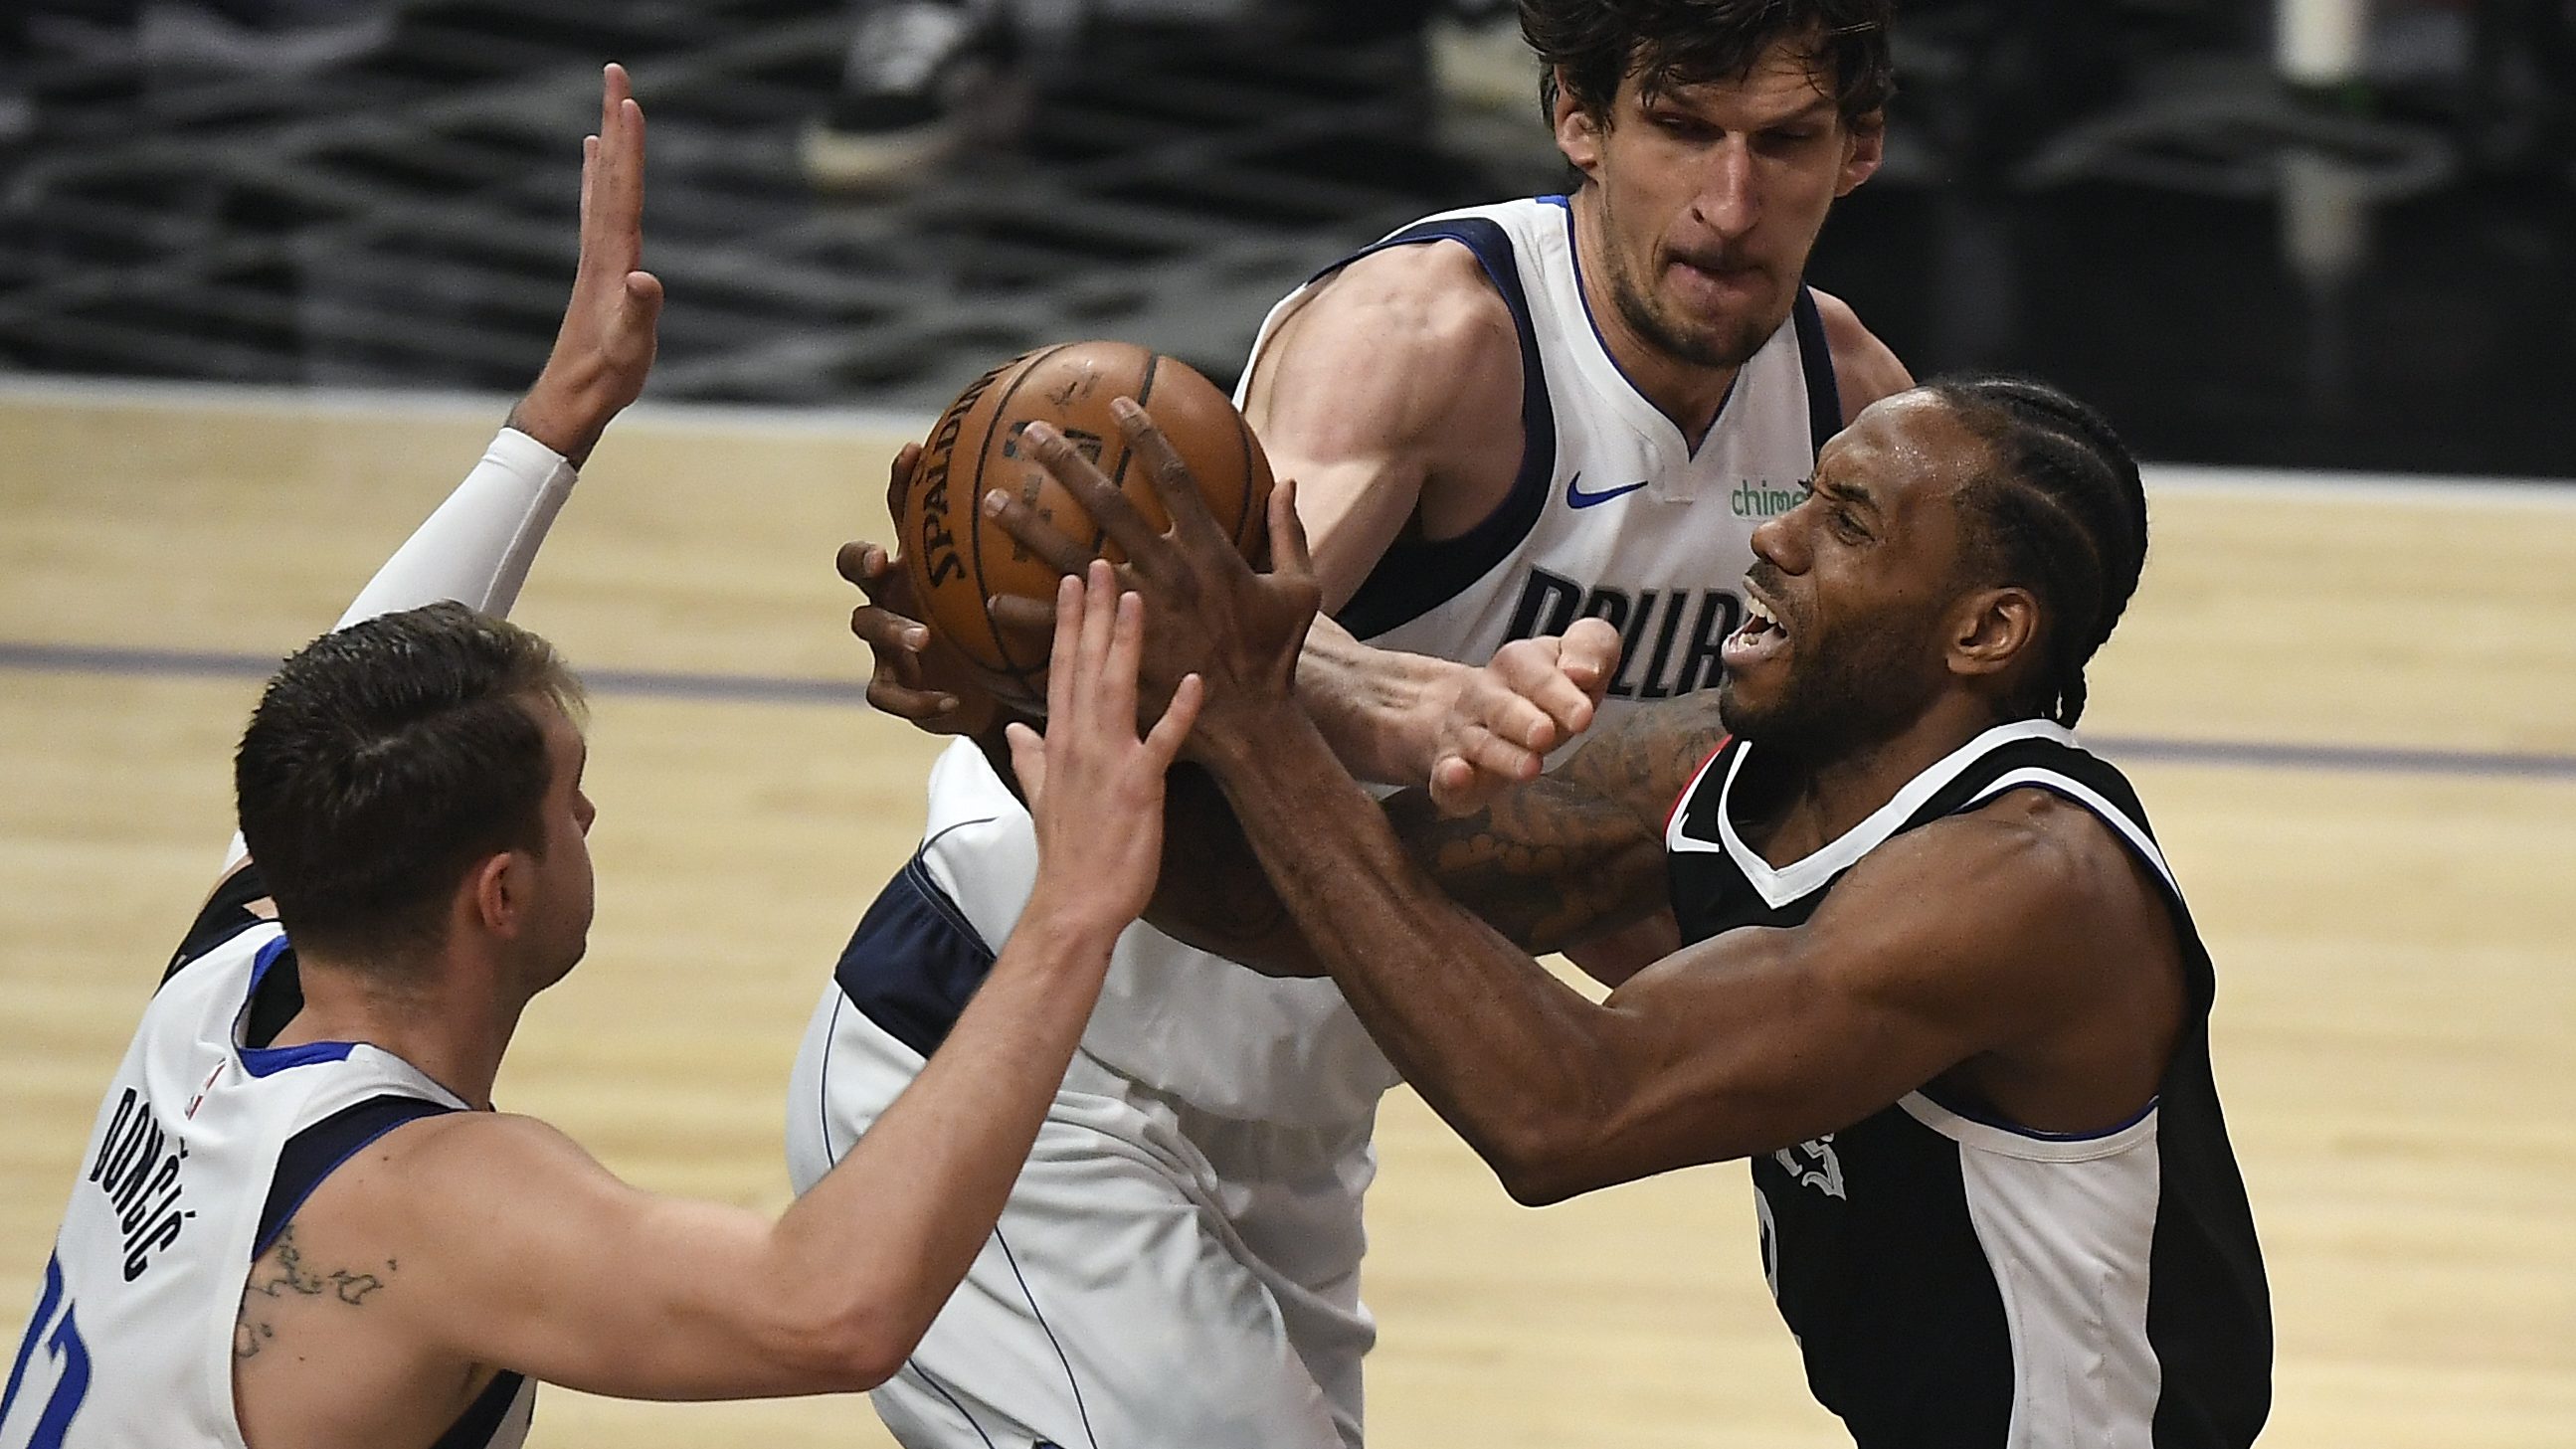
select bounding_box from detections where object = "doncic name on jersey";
[87,1087,195,1281]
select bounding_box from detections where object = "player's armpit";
[329,1112,905,1400]
[1497,803,2172,1204]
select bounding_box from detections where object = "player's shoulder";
[1904,787,2159,929]
[295,1108,592,1234]
[1805,286,1913,424]
[1286,241,1522,371]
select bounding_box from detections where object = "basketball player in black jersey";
[989,379,2273,1446]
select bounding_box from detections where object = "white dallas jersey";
[1,869,533,1449]
[913,194,1841,1126]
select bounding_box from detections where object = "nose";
[1750,506,1804,574]
[575,791,597,834]
[1694,138,1758,242]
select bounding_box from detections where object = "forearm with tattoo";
[1151,695,1720,968]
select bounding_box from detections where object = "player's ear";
[1552,69,1604,179]
[1948,585,2038,683]
[1836,109,1886,197]
[466,850,525,939]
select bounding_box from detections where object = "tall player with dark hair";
[0,66,1203,1449]
[994,376,2274,1447]
[811,4,1912,1443]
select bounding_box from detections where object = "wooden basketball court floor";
[1,380,2569,1447]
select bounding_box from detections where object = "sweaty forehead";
[1821,392,1990,518]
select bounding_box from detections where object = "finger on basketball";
[1022,420,1171,573]
[866,675,958,721]
[849,602,929,658]
[835,539,889,589]
[1268,476,1313,580]
[1110,397,1220,539]
[983,486,1097,579]
[883,442,922,521]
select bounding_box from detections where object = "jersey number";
[0,1256,92,1449]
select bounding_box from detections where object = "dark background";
[2,0,2569,474]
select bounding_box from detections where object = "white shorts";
[786,878,1379,1449]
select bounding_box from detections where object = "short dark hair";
[1524,0,1896,126]
[1927,375,2148,728]
[234,602,584,968]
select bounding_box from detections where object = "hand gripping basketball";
[835,441,1011,738]
[984,397,1319,730]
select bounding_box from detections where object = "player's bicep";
[369,1115,862,1400]
[1243,246,1519,611]
[1581,821,2095,1172]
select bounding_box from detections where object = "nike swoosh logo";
[1565,471,1652,509]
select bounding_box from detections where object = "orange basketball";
[901,340,1274,714]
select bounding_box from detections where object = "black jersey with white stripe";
[1664,720,2271,1448]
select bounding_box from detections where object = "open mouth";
[1722,590,1789,670]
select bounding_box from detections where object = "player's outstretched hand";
[1011,562,1206,934]
[1426,618,1623,815]
[510,63,666,466]
[838,443,1008,738]
[986,398,1319,735]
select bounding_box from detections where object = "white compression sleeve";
[330,427,582,630]
[223,428,581,872]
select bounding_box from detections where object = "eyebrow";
[1642,91,1837,129]
[1815,476,1882,517]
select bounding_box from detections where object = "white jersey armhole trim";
[1898,1091,2161,1163]
[1964,768,2180,898]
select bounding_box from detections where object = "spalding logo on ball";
[903,339,1274,714]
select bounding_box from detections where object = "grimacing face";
[1557,40,1883,371]
[1717,393,1989,751]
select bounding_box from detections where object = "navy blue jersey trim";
[429,1370,527,1449]
[830,836,1003,1059]
[163,860,276,988]
[1791,285,1840,455]
[907,1361,1001,1449]
[997,1228,1101,1449]
[1327,217,1558,640]
[254,1093,455,1258]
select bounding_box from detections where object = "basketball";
[900,339,1274,713]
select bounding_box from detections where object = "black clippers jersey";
[1665,720,2271,1448]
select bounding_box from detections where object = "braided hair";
[1926,376,2147,728]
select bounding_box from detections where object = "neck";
[1741,696,2014,862]
[1569,187,1743,447]
[269,954,526,1109]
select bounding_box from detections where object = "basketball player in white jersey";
[805,4,1913,1444]
[996,374,2273,1447]
[0,66,1203,1449]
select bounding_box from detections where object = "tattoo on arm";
[1149,695,1724,963]
[234,1224,398,1359]
[1387,693,1726,953]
